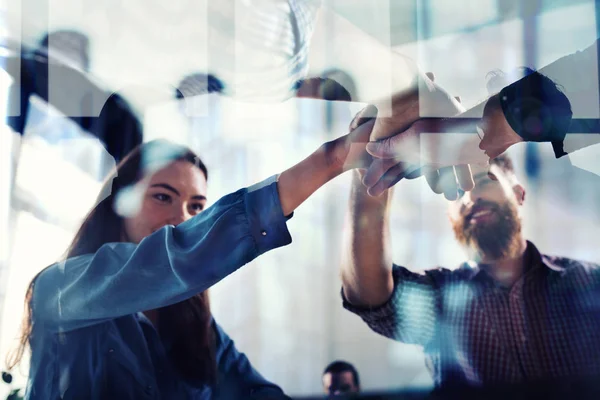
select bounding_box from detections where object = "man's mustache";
[463,200,500,223]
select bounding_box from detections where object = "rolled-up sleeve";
[342,265,439,347]
[33,175,292,332]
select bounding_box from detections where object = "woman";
[6,117,374,399]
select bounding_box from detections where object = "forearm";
[33,178,292,332]
[277,142,343,216]
[341,171,394,307]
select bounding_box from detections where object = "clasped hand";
[338,71,492,200]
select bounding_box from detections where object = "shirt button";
[261,230,267,236]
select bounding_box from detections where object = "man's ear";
[513,184,526,205]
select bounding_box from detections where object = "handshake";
[318,58,573,200]
[323,65,571,200]
[312,55,581,200]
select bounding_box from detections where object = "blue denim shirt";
[27,176,292,399]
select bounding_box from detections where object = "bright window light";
[0,211,73,389]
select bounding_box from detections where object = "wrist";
[317,139,346,178]
[277,145,342,216]
[350,171,391,207]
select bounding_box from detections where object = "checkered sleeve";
[342,264,439,347]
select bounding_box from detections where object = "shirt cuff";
[246,175,293,256]
[341,282,400,325]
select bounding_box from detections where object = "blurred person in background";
[4,122,374,399]
[295,76,353,102]
[341,127,600,389]
[322,360,361,397]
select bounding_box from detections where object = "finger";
[355,105,378,130]
[424,169,443,194]
[454,164,474,191]
[365,134,406,160]
[438,167,458,201]
[367,163,413,197]
[348,118,376,144]
[407,163,445,180]
[349,107,365,131]
[367,118,445,162]
[350,104,378,131]
[372,163,423,195]
[369,89,420,141]
[349,113,361,132]
[405,167,424,180]
[362,158,398,188]
[405,164,443,180]
[366,121,422,160]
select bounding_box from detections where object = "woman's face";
[122,160,208,244]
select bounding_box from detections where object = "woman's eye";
[487,172,498,181]
[190,203,204,213]
[153,193,172,203]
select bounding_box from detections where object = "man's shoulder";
[542,253,599,267]
[542,253,600,275]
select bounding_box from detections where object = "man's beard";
[452,200,522,262]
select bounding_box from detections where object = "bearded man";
[340,153,600,389]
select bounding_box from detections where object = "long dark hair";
[7,139,217,386]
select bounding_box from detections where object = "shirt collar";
[464,241,563,286]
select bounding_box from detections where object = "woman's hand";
[320,105,377,174]
[276,106,375,216]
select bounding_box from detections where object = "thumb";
[366,124,423,162]
[350,104,378,131]
[366,137,397,159]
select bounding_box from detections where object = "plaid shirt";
[343,242,600,388]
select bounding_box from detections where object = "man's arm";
[340,171,438,347]
[341,170,394,307]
